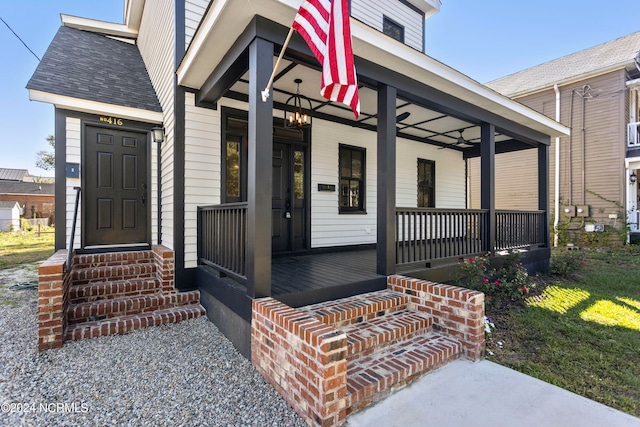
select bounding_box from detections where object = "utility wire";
[0,16,40,61]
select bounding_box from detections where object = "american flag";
[292,0,360,118]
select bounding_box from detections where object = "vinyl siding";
[65,117,81,249]
[311,119,465,248]
[137,0,175,248]
[469,70,628,238]
[184,92,220,268]
[351,0,423,51]
[185,0,210,49]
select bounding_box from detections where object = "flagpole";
[261,27,295,102]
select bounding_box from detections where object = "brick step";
[346,333,462,414]
[66,291,201,325]
[341,310,432,361]
[68,278,162,304]
[71,263,157,286]
[72,250,155,270]
[299,290,409,328]
[65,304,206,341]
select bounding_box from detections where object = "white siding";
[138,0,175,248]
[66,117,81,249]
[396,138,465,208]
[184,92,220,268]
[351,0,423,51]
[185,0,211,49]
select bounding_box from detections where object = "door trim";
[81,119,153,249]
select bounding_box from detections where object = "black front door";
[272,141,307,253]
[84,125,148,247]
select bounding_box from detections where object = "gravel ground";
[0,263,307,427]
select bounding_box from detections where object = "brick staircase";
[252,276,484,427]
[300,290,462,414]
[63,249,205,341]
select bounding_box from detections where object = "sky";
[1,0,640,177]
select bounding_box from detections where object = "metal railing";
[396,208,489,265]
[66,187,81,272]
[197,202,248,283]
[628,122,640,148]
[495,210,545,251]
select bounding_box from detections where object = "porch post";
[481,123,496,253]
[377,84,397,275]
[246,37,273,298]
[538,142,550,247]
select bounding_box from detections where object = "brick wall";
[388,275,485,361]
[252,298,348,427]
[37,250,70,351]
[153,245,176,294]
[0,194,54,220]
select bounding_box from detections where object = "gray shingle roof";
[0,169,28,181]
[0,201,20,209]
[27,26,161,112]
[487,31,640,97]
[0,181,55,195]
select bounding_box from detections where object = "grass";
[0,229,55,269]
[486,247,640,417]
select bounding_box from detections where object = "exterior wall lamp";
[284,79,312,130]
[151,126,165,144]
[631,172,637,184]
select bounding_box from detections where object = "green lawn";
[487,247,640,417]
[0,229,55,269]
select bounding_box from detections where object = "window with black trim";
[223,114,248,203]
[417,159,435,208]
[383,16,404,43]
[339,145,365,213]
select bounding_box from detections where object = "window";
[223,114,248,203]
[417,159,435,208]
[339,145,365,212]
[383,16,404,43]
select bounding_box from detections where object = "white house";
[0,201,21,232]
[28,1,569,424]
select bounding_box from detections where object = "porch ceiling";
[177,0,570,152]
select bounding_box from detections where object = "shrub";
[550,249,586,276]
[456,251,532,308]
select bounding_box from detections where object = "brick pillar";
[38,250,70,351]
[153,245,175,293]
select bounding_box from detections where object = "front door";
[272,141,307,253]
[84,125,148,247]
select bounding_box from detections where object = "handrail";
[66,187,81,272]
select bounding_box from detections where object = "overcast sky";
[1,0,640,177]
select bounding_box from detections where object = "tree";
[36,135,55,171]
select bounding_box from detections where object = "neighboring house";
[27,1,568,424]
[469,32,640,245]
[0,168,55,220]
[0,201,21,232]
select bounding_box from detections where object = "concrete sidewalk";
[347,359,640,427]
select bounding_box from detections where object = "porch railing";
[396,208,489,265]
[628,122,640,148]
[495,210,545,251]
[197,202,248,283]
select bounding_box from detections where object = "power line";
[0,16,40,62]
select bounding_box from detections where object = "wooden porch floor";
[271,249,383,296]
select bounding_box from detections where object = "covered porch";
[178,1,568,357]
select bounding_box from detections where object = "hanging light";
[151,126,165,144]
[630,172,637,184]
[284,79,312,129]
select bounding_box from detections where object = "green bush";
[456,251,532,308]
[550,249,586,275]
[20,218,32,232]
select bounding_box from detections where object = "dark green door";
[84,126,148,247]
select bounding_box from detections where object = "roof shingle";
[27,26,161,112]
[487,31,640,97]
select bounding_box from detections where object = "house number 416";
[99,116,123,126]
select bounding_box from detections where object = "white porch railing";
[628,122,640,148]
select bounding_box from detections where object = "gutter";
[553,84,561,247]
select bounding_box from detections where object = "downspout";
[553,84,561,247]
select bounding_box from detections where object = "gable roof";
[0,201,20,209]
[0,181,55,196]
[26,26,161,112]
[487,31,640,97]
[0,169,29,181]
